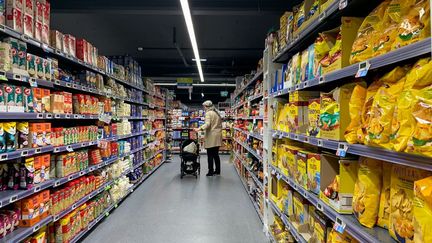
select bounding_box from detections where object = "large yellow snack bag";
[377,162,392,229]
[345,82,367,144]
[413,176,432,243]
[353,157,382,228]
[392,0,431,50]
[372,0,412,57]
[402,58,432,90]
[389,165,432,242]
[357,77,384,143]
[326,228,359,243]
[365,66,410,148]
[350,0,390,64]
[405,87,432,157]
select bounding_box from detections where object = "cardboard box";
[290,90,320,103]
[17,193,41,227]
[24,0,33,15]
[76,38,87,62]
[0,42,12,72]
[293,191,310,225]
[23,12,33,37]
[319,154,358,214]
[319,83,356,141]
[6,7,23,33]
[307,98,321,137]
[50,30,63,50]
[35,55,43,78]
[34,0,42,22]
[26,53,36,76]
[322,17,363,74]
[287,101,308,133]
[41,88,50,112]
[6,0,23,10]
[50,94,64,114]
[307,152,321,194]
[67,34,76,57]
[41,154,50,181]
[270,174,279,202]
[13,85,24,112]
[33,155,43,183]
[34,20,41,41]
[296,150,308,189]
[41,23,48,44]
[42,0,49,25]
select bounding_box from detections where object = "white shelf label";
[334,217,346,233]
[319,76,325,84]
[339,0,347,9]
[336,143,348,157]
[355,61,371,78]
[29,78,37,87]
[66,146,74,152]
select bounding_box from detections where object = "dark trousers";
[207,146,220,173]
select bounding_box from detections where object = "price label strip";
[336,143,349,157]
[355,61,371,78]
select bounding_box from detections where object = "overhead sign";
[177,78,193,89]
[220,91,228,97]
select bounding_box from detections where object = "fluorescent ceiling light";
[192,58,207,62]
[180,0,204,82]
[201,92,204,97]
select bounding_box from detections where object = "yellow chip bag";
[327,228,359,243]
[403,58,432,90]
[345,82,367,144]
[377,162,392,229]
[350,0,390,64]
[392,0,431,50]
[405,87,432,157]
[389,165,432,242]
[353,157,383,228]
[365,66,409,148]
[413,176,432,243]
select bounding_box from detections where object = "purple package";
[0,215,5,238]
[7,164,19,190]
[0,214,11,235]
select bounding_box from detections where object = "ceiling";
[51,0,295,104]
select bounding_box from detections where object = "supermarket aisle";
[83,155,268,243]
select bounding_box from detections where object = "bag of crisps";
[403,58,432,90]
[365,66,410,148]
[345,82,367,144]
[389,165,432,242]
[372,0,412,57]
[405,87,432,157]
[350,0,390,64]
[353,157,383,228]
[413,176,432,243]
[326,228,359,243]
[377,162,392,229]
[357,80,382,143]
[392,0,431,50]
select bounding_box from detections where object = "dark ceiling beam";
[52,9,281,16]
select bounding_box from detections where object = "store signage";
[220,91,228,97]
[177,77,193,89]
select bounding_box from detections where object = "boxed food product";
[43,58,51,80]
[313,209,332,243]
[35,55,43,78]
[307,152,321,194]
[293,191,309,225]
[319,83,356,141]
[50,30,63,51]
[292,52,301,85]
[42,0,49,25]
[389,165,431,242]
[34,20,41,41]
[34,0,42,22]
[50,94,64,114]
[41,23,49,44]
[307,98,321,137]
[23,11,33,37]
[283,60,294,90]
[352,157,382,228]
[319,153,358,214]
[300,49,309,82]
[41,88,50,112]
[296,150,308,189]
[0,42,12,72]
[4,121,16,151]
[17,121,29,149]
[65,34,75,57]
[17,193,41,227]
[277,179,290,211]
[26,53,36,77]
[29,122,44,147]
[14,85,24,112]
[287,101,308,134]
[76,38,87,63]
[290,90,320,102]
[6,7,23,33]
[4,37,19,69]
[284,189,294,217]
[24,0,33,15]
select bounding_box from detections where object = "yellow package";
[314,32,335,77]
[344,82,367,144]
[307,98,321,137]
[353,157,382,228]
[392,0,431,50]
[278,144,290,175]
[405,87,432,157]
[357,78,384,143]
[365,66,410,148]
[377,162,392,229]
[402,58,432,90]
[413,176,432,243]
[372,0,412,57]
[296,150,308,189]
[326,228,359,243]
[389,165,432,242]
[350,0,390,64]
[287,145,300,178]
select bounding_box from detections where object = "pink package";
[34,20,42,41]
[0,215,4,238]
[34,0,42,22]
[24,0,34,15]
[63,34,70,55]
[6,0,23,10]
[42,1,49,25]
[68,35,76,57]
[42,23,49,44]
[6,7,23,33]
[23,13,33,37]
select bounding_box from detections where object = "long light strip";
[180,0,205,82]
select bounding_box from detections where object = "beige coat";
[199,109,222,148]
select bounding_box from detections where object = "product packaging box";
[50,30,63,51]
[34,0,42,22]
[6,7,23,33]
[43,58,51,80]
[41,88,50,112]
[296,150,308,189]
[290,90,320,103]
[26,53,36,76]
[319,153,358,214]
[294,0,320,35]
[76,38,87,63]
[307,152,321,194]
[50,94,64,114]
[312,209,332,243]
[24,0,33,15]
[270,174,279,203]
[23,87,34,112]
[293,191,310,225]
[307,98,321,137]
[17,193,41,227]
[0,42,12,72]
[35,55,43,78]
[34,20,41,41]
[319,83,356,141]
[321,17,363,74]
[23,11,33,37]
[287,101,308,134]
[41,23,49,44]
[283,59,294,90]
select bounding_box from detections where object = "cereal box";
[0,42,12,72]
[307,152,321,195]
[307,98,320,137]
[296,150,308,189]
[26,53,36,76]
[293,192,309,225]
[6,7,23,33]
[34,20,42,41]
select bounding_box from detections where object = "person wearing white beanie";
[195,100,222,176]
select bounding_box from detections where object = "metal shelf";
[234,127,263,141]
[233,152,264,190]
[272,130,432,171]
[269,164,395,243]
[0,180,54,208]
[233,138,263,161]
[233,70,263,99]
[2,215,53,243]
[132,149,165,170]
[271,38,431,98]
[233,164,263,223]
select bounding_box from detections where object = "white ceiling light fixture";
[201,92,204,97]
[192,58,207,62]
[180,0,205,82]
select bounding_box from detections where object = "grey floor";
[83,155,268,243]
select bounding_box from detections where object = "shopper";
[195,100,222,176]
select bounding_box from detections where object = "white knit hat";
[202,100,213,107]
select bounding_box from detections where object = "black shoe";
[206,172,214,176]
[214,172,220,175]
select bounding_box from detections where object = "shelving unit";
[262,0,432,242]
[0,8,169,241]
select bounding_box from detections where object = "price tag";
[65,83,71,87]
[339,0,347,9]
[319,76,325,84]
[355,61,371,78]
[33,225,40,232]
[0,153,8,161]
[9,195,18,203]
[336,143,348,157]
[319,11,327,22]
[334,217,346,233]
[21,150,28,156]
[54,114,61,119]
[317,139,323,147]
[29,78,37,87]
[317,202,324,212]
[66,145,74,152]
[34,186,41,192]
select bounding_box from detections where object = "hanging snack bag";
[344,81,367,144]
[353,157,382,228]
[413,176,432,243]
[392,0,430,50]
[377,162,392,229]
[350,0,390,64]
[389,165,431,242]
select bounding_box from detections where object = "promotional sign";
[177,77,193,89]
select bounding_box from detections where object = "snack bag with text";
[413,176,432,243]
[345,82,367,144]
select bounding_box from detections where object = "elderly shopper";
[195,100,222,176]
